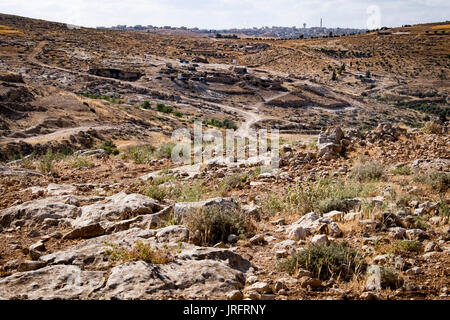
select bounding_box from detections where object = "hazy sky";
[0,0,448,29]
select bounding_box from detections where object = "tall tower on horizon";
[320,18,323,28]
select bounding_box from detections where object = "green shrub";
[100,140,119,155]
[171,180,210,202]
[317,197,348,213]
[282,177,374,215]
[173,111,183,118]
[141,101,150,109]
[203,118,223,128]
[413,214,429,230]
[308,139,318,149]
[140,178,210,203]
[156,103,173,114]
[143,184,168,201]
[218,172,249,194]
[184,207,252,245]
[126,144,155,164]
[105,241,172,264]
[157,142,176,159]
[391,165,411,175]
[223,119,238,130]
[413,171,449,193]
[380,267,404,289]
[391,240,422,254]
[71,156,94,169]
[38,149,55,174]
[278,242,366,281]
[262,193,286,215]
[422,121,443,134]
[351,161,385,182]
[438,201,449,217]
[140,174,174,201]
[331,70,337,81]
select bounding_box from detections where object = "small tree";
[142,101,150,109]
[332,70,337,81]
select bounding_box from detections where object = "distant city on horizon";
[98,22,370,40]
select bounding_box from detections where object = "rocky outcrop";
[411,158,450,172]
[72,192,163,228]
[317,126,348,160]
[0,265,105,300]
[0,227,252,300]
[366,123,406,142]
[95,259,244,300]
[0,192,167,236]
[88,68,143,81]
[0,165,43,178]
[286,212,342,240]
[0,196,81,228]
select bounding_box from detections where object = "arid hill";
[0,13,448,301]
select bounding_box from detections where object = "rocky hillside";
[0,121,448,300]
[0,14,448,300]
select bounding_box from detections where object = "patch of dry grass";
[105,241,173,265]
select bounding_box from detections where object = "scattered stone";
[155,225,189,243]
[310,234,329,245]
[272,218,285,226]
[4,259,19,271]
[73,192,162,227]
[287,225,309,241]
[17,260,47,272]
[299,276,322,288]
[73,149,106,157]
[405,267,422,275]
[242,204,261,221]
[28,230,41,238]
[227,234,239,244]
[323,211,344,222]
[406,229,424,240]
[273,280,288,293]
[0,197,81,228]
[366,265,382,290]
[245,291,261,300]
[272,240,296,254]
[249,234,265,245]
[296,269,313,278]
[227,290,243,300]
[317,127,345,159]
[328,222,342,237]
[245,282,271,294]
[389,227,406,239]
[62,223,105,240]
[246,276,259,285]
[424,241,440,253]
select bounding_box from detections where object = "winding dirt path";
[27,41,264,139]
[0,125,116,144]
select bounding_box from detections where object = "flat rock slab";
[94,260,245,300]
[1,227,252,300]
[73,192,162,227]
[0,265,105,300]
[0,197,81,228]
